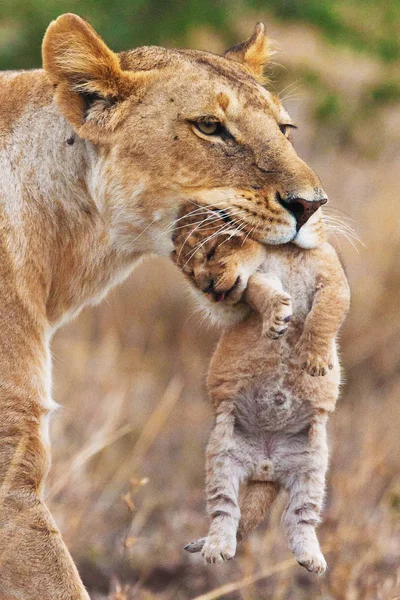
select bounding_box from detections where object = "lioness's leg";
[0,395,89,599]
[0,291,89,598]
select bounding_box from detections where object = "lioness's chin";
[293,210,326,249]
[254,228,296,246]
[293,229,325,249]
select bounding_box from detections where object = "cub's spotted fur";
[173,206,350,572]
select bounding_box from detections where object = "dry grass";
[45,19,400,600]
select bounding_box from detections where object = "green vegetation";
[0,0,399,70]
[368,82,400,106]
[1,0,397,153]
[314,93,342,123]
[258,0,400,63]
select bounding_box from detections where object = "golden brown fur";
[0,13,330,597]
[173,206,350,571]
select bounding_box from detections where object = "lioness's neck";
[0,70,145,327]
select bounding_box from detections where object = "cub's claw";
[262,291,293,339]
[201,533,237,564]
[184,537,206,553]
[297,549,327,574]
[295,337,334,376]
[184,534,237,563]
[301,356,333,377]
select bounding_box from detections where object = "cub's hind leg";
[185,404,252,564]
[280,422,329,575]
[185,481,280,555]
[201,422,248,564]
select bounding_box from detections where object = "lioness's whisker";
[172,214,227,233]
[156,205,225,242]
[176,209,246,261]
[179,224,234,270]
[241,225,257,246]
[323,206,355,220]
[189,221,237,252]
[323,216,360,232]
[162,201,239,238]
[324,220,361,240]
[188,211,250,252]
[278,79,302,101]
[172,208,245,233]
[122,216,159,251]
[217,222,248,248]
[324,221,360,240]
[180,219,240,267]
[325,224,361,252]
[323,216,363,245]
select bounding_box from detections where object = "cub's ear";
[42,14,151,136]
[224,23,272,83]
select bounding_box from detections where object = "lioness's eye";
[195,118,222,136]
[279,124,297,137]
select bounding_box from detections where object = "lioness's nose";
[278,194,327,230]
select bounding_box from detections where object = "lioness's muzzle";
[278,194,328,230]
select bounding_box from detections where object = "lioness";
[0,13,328,599]
[172,205,350,572]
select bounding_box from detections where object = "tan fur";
[174,207,350,572]
[224,22,273,83]
[0,13,330,597]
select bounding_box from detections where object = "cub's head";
[172,203,254,303]
[171,203,264,325]
[43,14,327,254]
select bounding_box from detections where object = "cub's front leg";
[245,272,293,338]
[295,247,350,376]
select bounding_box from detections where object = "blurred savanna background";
[1,1,400,598]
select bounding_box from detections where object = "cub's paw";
[295,338,333,376]
[303,357,333,377]
[298,350,333,376]
[262,292,293,339]
[297,548,327,575]
[201,533,237,564]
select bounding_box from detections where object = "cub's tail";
[237,480,280,541]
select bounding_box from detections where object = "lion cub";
[172,205,350,573]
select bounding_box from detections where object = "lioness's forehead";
[120,46,283,119]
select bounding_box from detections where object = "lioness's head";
[43,14,326,254]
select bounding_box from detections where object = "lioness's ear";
[42,14,150,135]
[224,23,272,83]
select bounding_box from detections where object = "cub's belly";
[234,377,316,433]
